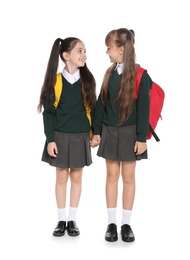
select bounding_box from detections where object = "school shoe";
[67,221,80,236]
[121,224,135,242]
[53,221,67,237]
[105,223,118,242]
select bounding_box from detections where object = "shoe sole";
[53,232,65,237]
[121,237,135,242]
[105,237,118,242]
[67,231,80,236]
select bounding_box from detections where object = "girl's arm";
[42,97,56,143]
[91,94,105,135]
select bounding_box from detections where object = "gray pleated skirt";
[41,131,92,168]
[97,124,148,161]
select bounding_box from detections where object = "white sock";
[122,209,132,225]
[107,208,117,224]
[58,208,66,221]
[68,207,78,221]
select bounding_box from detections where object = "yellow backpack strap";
[82,84,92,126]
[82,84,93,139]
[54,73,62,108]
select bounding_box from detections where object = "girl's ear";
[120,46,124,55]
[62,52,69,61]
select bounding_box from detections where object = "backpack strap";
[54,73,62,108]
[81,86,92,126]
[149,125,160,142]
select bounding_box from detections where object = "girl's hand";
[47,142,58,157]
[90,135,101,148]
[134,141,147,155]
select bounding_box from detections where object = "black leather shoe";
[53,221,66,237]
[105,223,118,242]
[67,221,80,236]
[121,224,135,242]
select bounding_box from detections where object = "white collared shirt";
[115,63,124,75]
[62,68,80,84]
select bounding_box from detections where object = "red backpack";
[135,67,165,141]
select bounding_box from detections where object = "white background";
[0,0,189,259]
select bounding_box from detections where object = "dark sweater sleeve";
[136,71,152,142]
[92,94,104,135]
[42,97,56,143]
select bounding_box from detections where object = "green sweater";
[43,76,91,143]
[92,70,152,142]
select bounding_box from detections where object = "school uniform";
[92,63,152,161]
[41,69,92,168]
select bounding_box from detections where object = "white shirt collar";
[115,63,124,75]
[62,68,80,84]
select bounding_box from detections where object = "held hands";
[134,141,147,155]
[90,135,101,148]
[47,142,58,157]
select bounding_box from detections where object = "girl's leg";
[106,160,120,209]
[55,167,69,209]
[121,161,136,212]
[67,168,83,236]
[105,160,120,242]
[53,167,69,237]
[120,161,136,242]
[69,168,83,209]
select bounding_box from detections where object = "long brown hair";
[37,37,96,113]
[101,28,136,125]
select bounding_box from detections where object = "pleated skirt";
[97,124,148,161]
[41,131,92,168]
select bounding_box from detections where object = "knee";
[107,172,119,183]
[123,174,135,185]
[56,169,68,185]
[70,175,82,185]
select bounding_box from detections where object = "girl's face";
[63,41,87,73]
[106,42,124,64]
